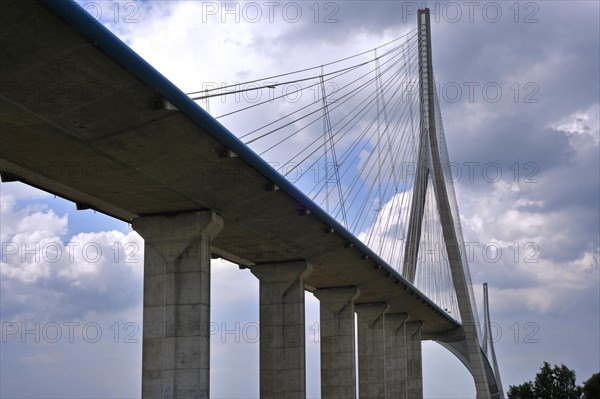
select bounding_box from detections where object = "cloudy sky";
[1,1,599,398]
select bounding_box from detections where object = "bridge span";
[1,1,502,397]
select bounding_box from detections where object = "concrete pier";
[406,321,424,398]
[356,303,389,399]
[250,261,312,399]
[133,211,223,399]
[314,287,360,398]
[384,313,410,398]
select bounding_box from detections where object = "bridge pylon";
[403,8,504,398]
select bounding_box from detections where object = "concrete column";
[313,287,360,399]
[355,303,389,399]
[250,261,312,399]
[133,211,223,399]
[384,313,409,398]
[405,321,424,398]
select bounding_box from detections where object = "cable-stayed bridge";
[1,1,502,397]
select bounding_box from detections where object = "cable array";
[187,29,466,319]
[413,178,460,320]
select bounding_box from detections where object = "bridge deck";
[0,0,458,334]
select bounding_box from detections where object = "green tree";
[507,381,534,399]
[582,372,600,399]
[508,362,583,399]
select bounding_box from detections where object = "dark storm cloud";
[272,1,409,44]
[416,2,599,268]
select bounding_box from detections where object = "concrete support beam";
[355,303,389,399]
[314,287,360,399]
[250,261,312,399]
[133,211,223,399]
[405,321,424,398]
[384,313,409,398]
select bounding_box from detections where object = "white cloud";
[550,103,600,146]
[0,181,51,201]
[1,194,68,283]
[0,190,143,320]
[356,188,413,265]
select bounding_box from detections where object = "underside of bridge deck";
[0,0,460,335]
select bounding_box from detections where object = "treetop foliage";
[507,362,599,399]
